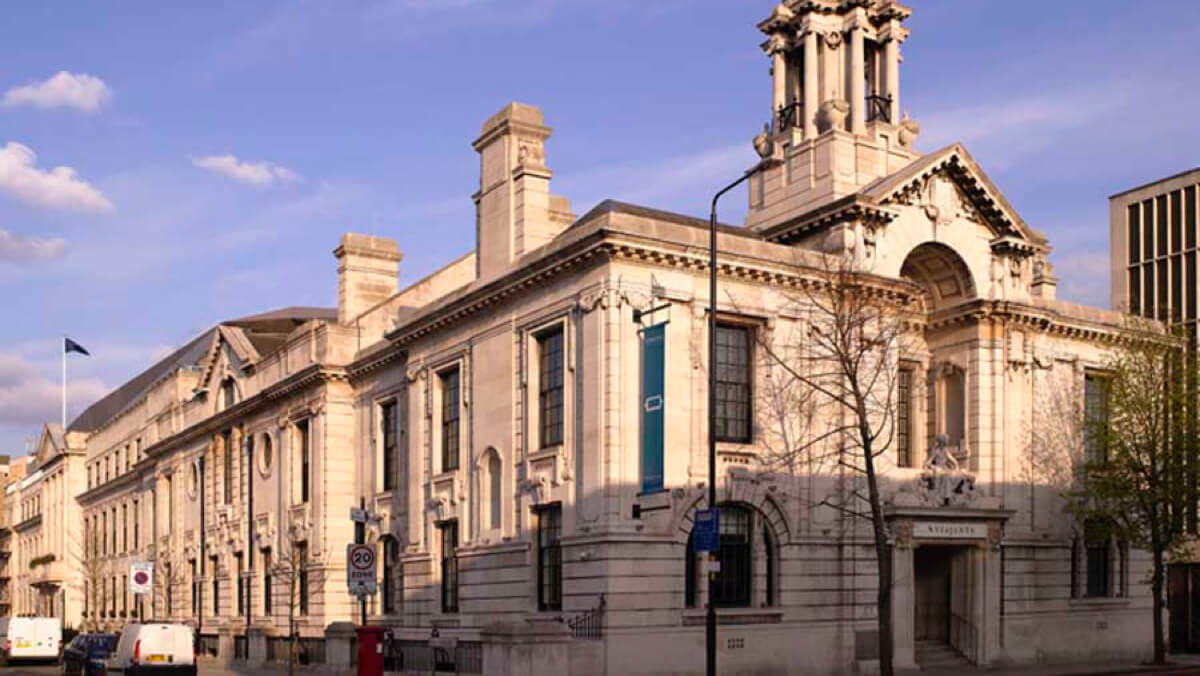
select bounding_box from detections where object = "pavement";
[6,657,1200,676]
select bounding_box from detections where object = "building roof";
[1109,167,1200,200]
[68,306,335,433]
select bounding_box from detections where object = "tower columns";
[771,49,787,124]
[849,23,866,134]
[803,28,819,139]
[883,20,902,125]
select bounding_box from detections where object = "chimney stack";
[333,233,402,324]
[472,102,573,280]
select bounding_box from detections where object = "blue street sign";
[693,509,719,552]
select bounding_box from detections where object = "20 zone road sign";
[347,543,377,596]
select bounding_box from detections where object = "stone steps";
[914,640,971,670]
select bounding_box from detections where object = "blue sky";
[2,0,1198,455]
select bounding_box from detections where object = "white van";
[107,623,196,676]
[0,616,63,663]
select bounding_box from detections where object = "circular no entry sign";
[133,570,151,585]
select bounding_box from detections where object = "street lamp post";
[706,157,779,676]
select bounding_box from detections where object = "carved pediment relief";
[894,173,982,228]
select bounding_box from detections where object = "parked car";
[0,616,63,665]
[106,623,196,676]
[62,633,118,676]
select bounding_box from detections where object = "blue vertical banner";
[641,322,666,493]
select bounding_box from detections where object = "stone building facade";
[59,1,1159,673]
[2,426,86,624]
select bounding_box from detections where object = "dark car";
[62,634,118,676]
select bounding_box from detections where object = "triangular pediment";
[197,325,259,391]
[35,423,65,467]
[862,143,1047,250]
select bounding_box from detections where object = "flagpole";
[62,335,67,431]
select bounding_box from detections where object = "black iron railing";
[383,639,482,674]
[866,94,893,123]
[776,102,803,131]
[567,594,606,640]
[263,636,324,665]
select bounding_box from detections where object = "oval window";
[187,461,199,498]
[259,433,274,477]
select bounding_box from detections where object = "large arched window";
[684,503,777,609]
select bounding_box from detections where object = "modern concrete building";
[54,1,1165,673]
[1109,168,1200,322]
[1109,169,1200,655]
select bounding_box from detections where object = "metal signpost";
[130,562,154,595]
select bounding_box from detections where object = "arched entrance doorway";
[899,242,976,313]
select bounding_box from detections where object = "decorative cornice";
[760,195,898,245]
[133,363,344,467]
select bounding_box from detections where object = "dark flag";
[64,337,90,356]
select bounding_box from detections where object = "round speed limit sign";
[349,544,375,570]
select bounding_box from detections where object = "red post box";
[356,626,387,676]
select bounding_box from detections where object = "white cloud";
[2,71,112,112]
[190,154,301,186]
[0,142,114,212]
[0,229,66,264]
[0,352,108,427]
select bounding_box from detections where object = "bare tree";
[152,555,189,622]
[270,526,323,676]
[1074,328,1189,665]
[80,552,110,632]
[753,251,916,676]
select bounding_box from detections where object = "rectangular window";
[714,324,752,443]
[1128,203,1141,264]
[166,475,174,530]
[536,504,563,611]
[1158,194,1169,257]
[1159,261,1169,321]
[223,429,233,505]
[382,540,397,614]
[298,542,309,616]
[1173,255,1184,322]
[1173,190,1184,254]
[1188,252,1197,321]
[440,521,459,613]
[896,367,913,468]
[1187,186,1197,250]
[1144,198,1155,260]
[235,552,244,616]
[440,368,461,472]
[298,420,311,504]
[381,401,397,491]
[262,548,272,617]
[165,563,173,617]
[211,556,220,615]
[122,504,128,553]
[1084,374,1109,465]
[190,559,198,616]
[1086,541,1110,598]
[1142,261,1152,319]
[538,328,565,448]
[132,500,138,550]
[713,506,752,607]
